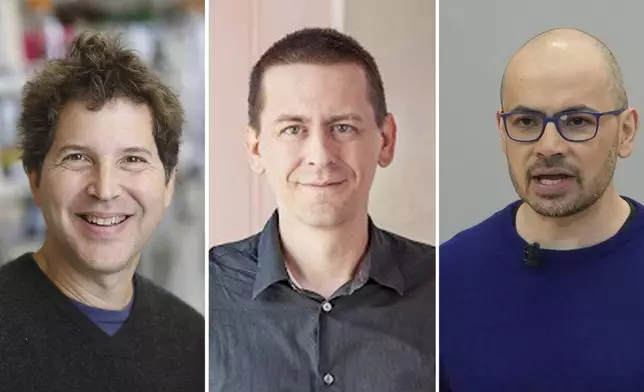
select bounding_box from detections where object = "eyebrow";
[272,113,364,125]
[122,147,153,157]
[273,115,310,125]
[56,144,153,157]
[57,144,92,155]
[508,105,600,115]
[326,113,364,124]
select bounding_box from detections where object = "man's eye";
[124,156,147,164]
[332,124,357,133]
[64,153,86,161]
[282,125,303,135]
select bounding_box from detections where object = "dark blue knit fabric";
[440,197,644,391]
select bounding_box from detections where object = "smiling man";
[0,32,204,391]
[209,28,435,391]
[440,28,644,391]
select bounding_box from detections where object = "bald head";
[500,28,627,109]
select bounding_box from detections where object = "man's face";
[497,49,637,217]
[30,98,174,274]
[246,63,396,228]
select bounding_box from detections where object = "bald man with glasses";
[440,28,644,391]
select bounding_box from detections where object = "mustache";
[526,156,582,183]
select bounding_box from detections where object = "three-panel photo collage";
[1,0,642,391]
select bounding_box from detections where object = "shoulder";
[441,202,517,254]
[375,228,435,288]
[136,275,204,328]
[208,232,262,282]
[0,254,40,300]
[0,253,34,280]
[209,232,261,266]
[439,202,519,281]
[378,228,435,263]
[0,255,36,323]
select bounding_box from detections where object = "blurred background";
[0,0,205,314]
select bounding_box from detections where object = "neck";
[516,188,630,250]
[278,209,370,298]
[33,241,136,310]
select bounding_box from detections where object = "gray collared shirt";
[209,211,435,391]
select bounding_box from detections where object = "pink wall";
[209,0,333,246]
[210,0,436,246]
[345,0,435,244]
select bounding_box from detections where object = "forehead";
[260,63,372,120]
[503,50,614,112]
[54,99,155,148]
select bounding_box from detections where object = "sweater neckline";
[498,196,644,263]
[23,253,147,351]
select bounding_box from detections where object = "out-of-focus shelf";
[0,74,26,96]
[0,181,30,200]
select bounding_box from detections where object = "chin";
[75,246,138,275]
[524,193,593,218]
[295,204,353,228]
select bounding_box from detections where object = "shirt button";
[322,301,332,312]
[323,373,334,385]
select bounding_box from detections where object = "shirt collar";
[252,211,406,299]
[252,211,289,299]
[363,222,405,296]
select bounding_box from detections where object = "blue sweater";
[440,198,644,392]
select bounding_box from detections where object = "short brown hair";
[248,27,387,131]
[18,30,183,183]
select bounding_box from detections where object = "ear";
[617,108,639,159]
[377,113,397,167]
[496,109,508,156]
[245,126,265,174]
[164,168,177,208]
[28,170,41,207]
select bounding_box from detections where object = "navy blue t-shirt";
[440,197,644,391]
[71,296,133,336]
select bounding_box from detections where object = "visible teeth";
[539,178,563,185]
[84,215,127,226]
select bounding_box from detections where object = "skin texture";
[245,63,396,297]
[497,29,639,249]
[30,98,175,309]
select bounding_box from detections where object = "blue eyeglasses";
[500,108,625,142]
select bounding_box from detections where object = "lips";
[531,168,574,176]
[307,181,345,186]
[534,176,570,186]
[300,179,347,186]
[530,168,576,183]
[77,214,132,227]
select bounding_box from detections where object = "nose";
[534,121,568,157]
[86,164,121,201]
[304,126,337,167]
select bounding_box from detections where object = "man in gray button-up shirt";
[209,27,435,392]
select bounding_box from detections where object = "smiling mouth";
[77,214,131,227]
[303,180,347,186]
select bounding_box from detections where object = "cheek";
[39,172,86,211]
[261,143,302,179]
[123,174,168,211]
[574,149,608,177]
[343,143,379,178]
[505,147,530,174]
